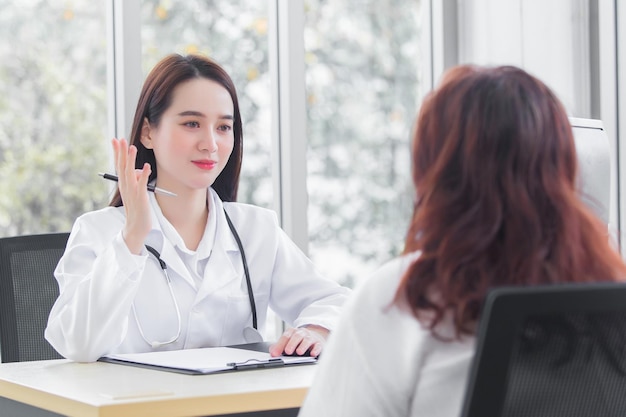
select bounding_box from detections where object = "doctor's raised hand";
[111,138,152,255]
[44,53,350,363]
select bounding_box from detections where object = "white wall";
[457,0,590,117]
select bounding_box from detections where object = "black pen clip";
[227,358,284,370]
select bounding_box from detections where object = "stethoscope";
[131,210,258,348]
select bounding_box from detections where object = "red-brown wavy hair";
[397,65,626,338]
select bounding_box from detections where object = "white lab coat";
[45,188,350,362]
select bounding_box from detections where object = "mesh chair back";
[461,283,626,417]
[0,233,68,362]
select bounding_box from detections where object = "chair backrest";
[0,233,69,362]
[460,283,626,417]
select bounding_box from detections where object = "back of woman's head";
[398,65,626,337]
[109,53,243,206]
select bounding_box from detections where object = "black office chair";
[0,233,69,363]
[460,283,626,417]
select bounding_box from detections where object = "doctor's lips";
[98,173,177,197]
[192,160,217,170]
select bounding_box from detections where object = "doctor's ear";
[140,118,154,149]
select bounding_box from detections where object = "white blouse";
[299,253,475,417]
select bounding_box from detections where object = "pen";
[227,358,284,370]
[98,173,177,197]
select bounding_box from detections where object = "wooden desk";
[0,359,317,417]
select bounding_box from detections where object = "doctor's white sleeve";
[44,213,147,362]
[268,227,351,331]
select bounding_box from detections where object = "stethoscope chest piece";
[243,326,264,343]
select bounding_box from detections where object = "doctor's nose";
[200,131,219,153]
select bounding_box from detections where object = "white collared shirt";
[148,191,218,290]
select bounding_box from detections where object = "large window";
[2,0,426,292]
[304,0,423,287]
[0,0,108,235]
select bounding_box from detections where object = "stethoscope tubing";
[132,208,257,348]
[224,211,258,329]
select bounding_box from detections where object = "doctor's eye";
[218,124,233,133]
[183,121,200,128]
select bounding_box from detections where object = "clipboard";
[98,342,318,375]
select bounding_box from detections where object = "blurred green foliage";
[304,0,421,285]
[0,0,109,236]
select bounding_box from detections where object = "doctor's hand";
[269,325,329,358]
[112,138,152,255]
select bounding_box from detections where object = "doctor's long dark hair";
[109,53,243,207]
[396,65,626,339]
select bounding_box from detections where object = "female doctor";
[44,53,350,363]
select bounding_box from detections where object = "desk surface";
[0,359,317,417]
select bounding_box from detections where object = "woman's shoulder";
[64,206,126,249]
[338,250,416,321]
[72,206,126,232]
[76,205,124,221]
[222,202,278,225]
[353,251,421,302]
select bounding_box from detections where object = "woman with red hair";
[299,65,626,417]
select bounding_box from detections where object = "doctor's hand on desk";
[269,325,329,358]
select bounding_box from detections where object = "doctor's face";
[140,78,235,193]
